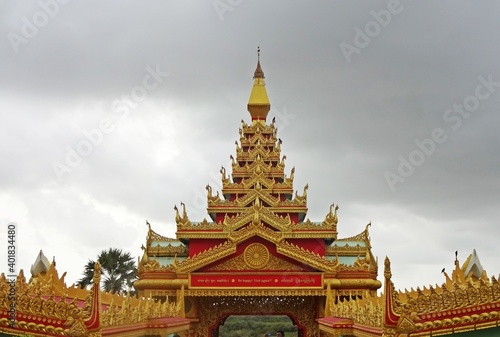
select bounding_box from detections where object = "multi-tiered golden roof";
[134,52,380,336]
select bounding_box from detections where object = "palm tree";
[77,248,137,295]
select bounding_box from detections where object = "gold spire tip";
[253,47,264,79]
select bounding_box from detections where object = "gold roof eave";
[206,206,307,213]
[175,231,337,240]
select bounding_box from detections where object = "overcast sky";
[1,1,499,291]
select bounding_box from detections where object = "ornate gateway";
[134,52,381,337]
[3,54,500,337]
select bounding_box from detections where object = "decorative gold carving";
[227,220,283,243]
[175,232,226,240]
[138,255,162,273]
[147,243,188,256]
[235,188,281,208]
[206,184,221,203]
[92,261,101,285]
[207,250,303,271]
[232,162,285,176]
[291,219,334,235]
[396,314,417,334]
[323,203,339,227]
[69,318,88,337]
[326,243,366,255]
[329,290,384,328]
[236,141,278,162]
[164,223,344,274]
[221,204,293,232]
[276,241,339,272]
[337,223,371,243]
[220,166,230,185]
[326,225,376,275]
[0,262,185,337]
[222,176,293,192]
[243,243,270,269]
[100,295,181,327]
[392,271,500,316]
[239,131,276,148]
[171,241,237,273]
[336,253,378,274]
[240,118,276,135]
[383,251,500,336]
[384,256,392,279]
[174,201,203,229]
[149,230,178,243]
[293,183,308,204]
[179,218,223,231]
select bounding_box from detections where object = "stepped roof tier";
[135,54,380,298]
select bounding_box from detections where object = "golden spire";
[248,47,270,121]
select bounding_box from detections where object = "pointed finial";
[384,256,392,279]
[253,47,264,79]
[93,261,101,285]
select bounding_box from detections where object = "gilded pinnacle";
[248,48,270,121]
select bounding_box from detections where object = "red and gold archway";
[135,54,380,337]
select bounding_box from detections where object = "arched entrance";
[196,296,320,337]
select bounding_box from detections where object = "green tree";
[77,248,137,294]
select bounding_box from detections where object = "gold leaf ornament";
[244,243,270,269]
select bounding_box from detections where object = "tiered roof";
[175,58,336,240]
[135,54,380,297]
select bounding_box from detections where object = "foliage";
[76,248,137,295]
[219,315,298,337]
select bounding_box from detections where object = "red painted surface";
[189,239,225,257]
[191,273,322,288]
